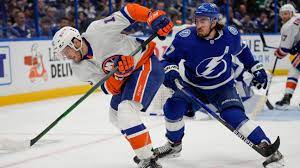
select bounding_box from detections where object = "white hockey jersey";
[279,14,300,51]
[72,7,155,86]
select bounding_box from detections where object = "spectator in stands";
[169,9,182,26]
[221,7,242,30]
[254,11,271,32]
[240,15,256,33]
[96,0,110,18]
[38,0,46,18]
[156,1,166,11]
[218,0,233,16]
[39,17,53,37]
[65,9,75,27]
[10,11,32,38]
[51,17,71,35]
[45,6,58,23]
[78,11,92,33]
[16,0,27,11]
[0,18,3,38]
[24,4,35,31]
[79,0,97,19]
[235,4,247,21]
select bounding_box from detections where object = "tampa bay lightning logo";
[228,26,238,35]
[196,46,229,79]
[179,29,191,37]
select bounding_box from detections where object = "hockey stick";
[259,32,278,110]
[259,32,277,49]
[27,33,158,147]
[175,80,280,157]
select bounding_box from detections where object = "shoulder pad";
[227,26,238,35]
[178,28,191,38]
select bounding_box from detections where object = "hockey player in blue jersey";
[184,44,265,118]
[135,3,284,167]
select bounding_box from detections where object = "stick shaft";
[175,81,269,157]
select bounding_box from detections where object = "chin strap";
[202,20,217,39]
[72,38,84,59]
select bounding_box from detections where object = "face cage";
[57,38,82,59]
[279,11,293,18]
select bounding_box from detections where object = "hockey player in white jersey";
[274,4,300,109]
[52,3,173,168]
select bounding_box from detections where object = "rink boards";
[0,34,293,106]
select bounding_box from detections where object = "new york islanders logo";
[196,46,229,79]
[102,55,120,74]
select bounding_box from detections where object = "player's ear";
[212,20,217,27]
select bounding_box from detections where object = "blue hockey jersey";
[162,26,256,91]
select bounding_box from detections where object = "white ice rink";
[1,76,300,168]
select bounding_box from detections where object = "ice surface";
[0,76,299,168]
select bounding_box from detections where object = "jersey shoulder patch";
[228,26,238,35]
[178,28,191,38]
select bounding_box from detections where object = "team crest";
[228,26,238,35]
[179,29,191,37]
[102,55,120,74]
[196,46,229,79]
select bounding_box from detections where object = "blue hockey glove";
[250,62,268,89]
[163,65,183,91]
[147,10,173,40]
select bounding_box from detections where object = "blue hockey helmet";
[195,3,220,21]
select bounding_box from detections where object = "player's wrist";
[164,65,179,73]
[250,61,264,73]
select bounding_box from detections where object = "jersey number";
[104,16,115,24]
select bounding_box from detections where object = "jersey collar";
[82,38,93,60]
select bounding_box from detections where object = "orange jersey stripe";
[286,82,297,90]
[292,55,300,67]
[127,132,152,150]
[133,59,151,102]
[135,41,156,70]
[126,3,150,22]
[105,76,125,95]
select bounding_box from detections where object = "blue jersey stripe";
[123,124,146,136]
[120,7,135,24]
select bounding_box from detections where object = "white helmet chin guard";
[52,26,82,57]
[280,4,296,15]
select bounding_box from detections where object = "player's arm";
[235,42,257,70]
[91,3,172,37]
[275,23,298,58]
[230,27,268,89]
[160,34,186,90]
[72,60,126,95]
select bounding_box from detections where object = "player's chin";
[197,31,207,38]
[74,57,82,63]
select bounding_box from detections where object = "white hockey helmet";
[280,4,296,15]
[52,26,82,57]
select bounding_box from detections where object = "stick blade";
[261,136,280,157]
[266,99,274,110]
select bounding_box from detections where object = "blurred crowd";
[0,0,299,39]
